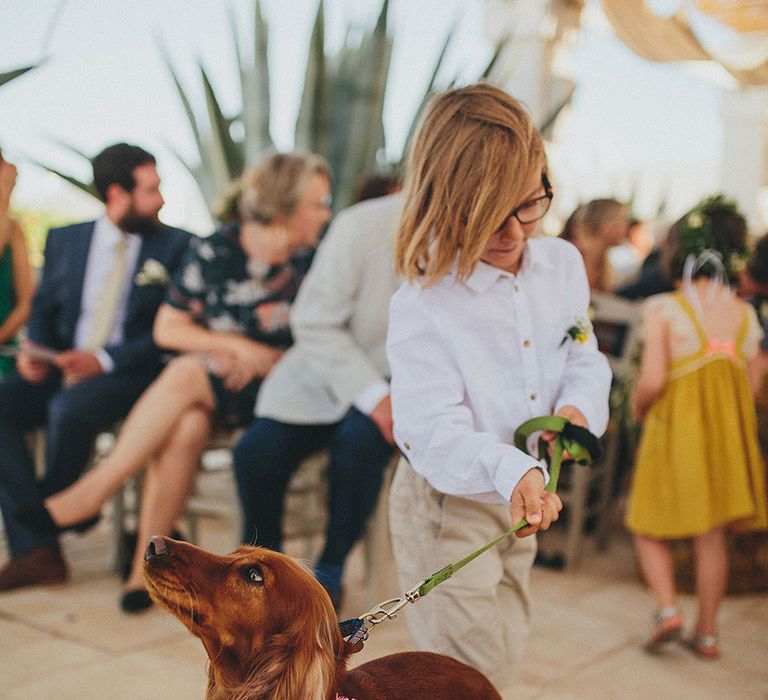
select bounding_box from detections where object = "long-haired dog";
[144,536,501,700]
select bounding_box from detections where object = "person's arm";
[631,300,670,422]
[290,203,396,409]
[153,304,282,380]
[0,220,33,344]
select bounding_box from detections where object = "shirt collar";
[459,238,556,294]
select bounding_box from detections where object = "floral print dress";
[165,223,312,426]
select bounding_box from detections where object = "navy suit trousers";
[233,409,393,567]
[0,367,159,556]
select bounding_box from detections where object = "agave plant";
[31,1,561,218]
[167,0,396,215]
[165,0,511,215]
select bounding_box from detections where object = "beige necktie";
[86,236,128,349]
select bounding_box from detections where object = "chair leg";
[594,421,625,551]
[563,466,591,570]
[108,487,126,574]
[363,462,395,604]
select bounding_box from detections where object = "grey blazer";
[256,193,402,424]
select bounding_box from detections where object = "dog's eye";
[242,565,264,585]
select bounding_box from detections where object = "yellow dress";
[625,292,768,539]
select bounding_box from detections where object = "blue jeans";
[0,368,159,556]
[233,409,393,566]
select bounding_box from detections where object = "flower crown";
[680,195,748,279]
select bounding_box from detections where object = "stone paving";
[1,482,766,699]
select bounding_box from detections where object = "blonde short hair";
[579,199,627,238]
[238,151,331,223]
[396,83,546,284]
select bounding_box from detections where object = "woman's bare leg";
[124,407,212,591]
[692,527,728,636]
[45,355,216,526]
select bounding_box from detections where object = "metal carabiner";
[358,579,425,627]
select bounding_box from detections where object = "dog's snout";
[145,535,170,561]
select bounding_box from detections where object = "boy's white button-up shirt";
[386,236,612,504]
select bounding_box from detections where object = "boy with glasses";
[386,83,611,696]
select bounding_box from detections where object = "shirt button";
[523,339,531,348]
[403,442,410,450]
[530,392,537,401]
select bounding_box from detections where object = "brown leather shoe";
[0,546,69,591]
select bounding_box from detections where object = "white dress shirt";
[386,236,612,504]
[74,216,141,371]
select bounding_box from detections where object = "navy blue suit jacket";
[27,221,191,373]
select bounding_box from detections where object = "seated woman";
[0,149,34,375]
[20,151,332,612]
[559,198,629,292]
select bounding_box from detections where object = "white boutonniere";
[560,316,592,347]
[135,258,169,286]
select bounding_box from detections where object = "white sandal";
[644,606,683,654]
[684,633,720,660]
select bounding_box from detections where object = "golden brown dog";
[144,536,501,700]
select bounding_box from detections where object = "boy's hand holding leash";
[510,468,562,538]
[510,406,587,538]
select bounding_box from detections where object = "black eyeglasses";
[495,173,553,230]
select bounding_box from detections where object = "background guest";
[0,147,33,376]
[234,191,402,611]
[26,152,332,612]
[560,198,630,292]
[0,143,191,592]
[616,219,675,300]
[351,171,401,204]
[608,216,655,288]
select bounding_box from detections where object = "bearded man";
[0,143,191,590]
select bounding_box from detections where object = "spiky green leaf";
[199,63,243,186]
[230,0,271,163]
[330,0,392,209]
[157,41,206,162]
[0,64,38,88]
[295,0,331,156]
[29,159,98,199]
[481,36,508,80]
[538,86,574,138]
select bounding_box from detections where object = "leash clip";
[359,580,424,627]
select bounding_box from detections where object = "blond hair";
[396,83,546,284]
[579,198,627,238]
[238,151,331,224]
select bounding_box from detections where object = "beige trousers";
[388,458,536,695]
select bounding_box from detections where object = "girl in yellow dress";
[626,196,768,660]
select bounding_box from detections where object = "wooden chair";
[541,292,643,569]
[158,436,397,603]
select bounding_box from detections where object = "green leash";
[340,416,601,644]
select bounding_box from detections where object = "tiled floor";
[1,488,767,699]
